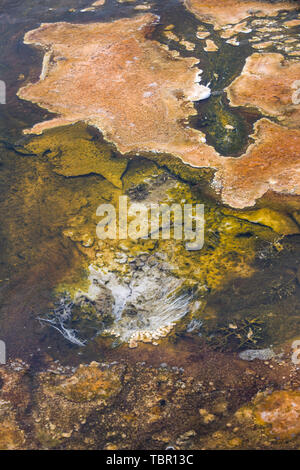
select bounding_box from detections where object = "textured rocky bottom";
[0,0,300,450]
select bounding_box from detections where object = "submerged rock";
[226,207,300,235]
[32,362,125,447]
[239,348,275,361]
[254,390,300,439]
[0,420,25,450]
[24,123,128,189]
[56,362,123,403]
[0,362,29,450]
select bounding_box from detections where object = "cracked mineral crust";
[18,14,219,169]
[17,13,300,209]
[184,0,297,28]
[226,53,300,128]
